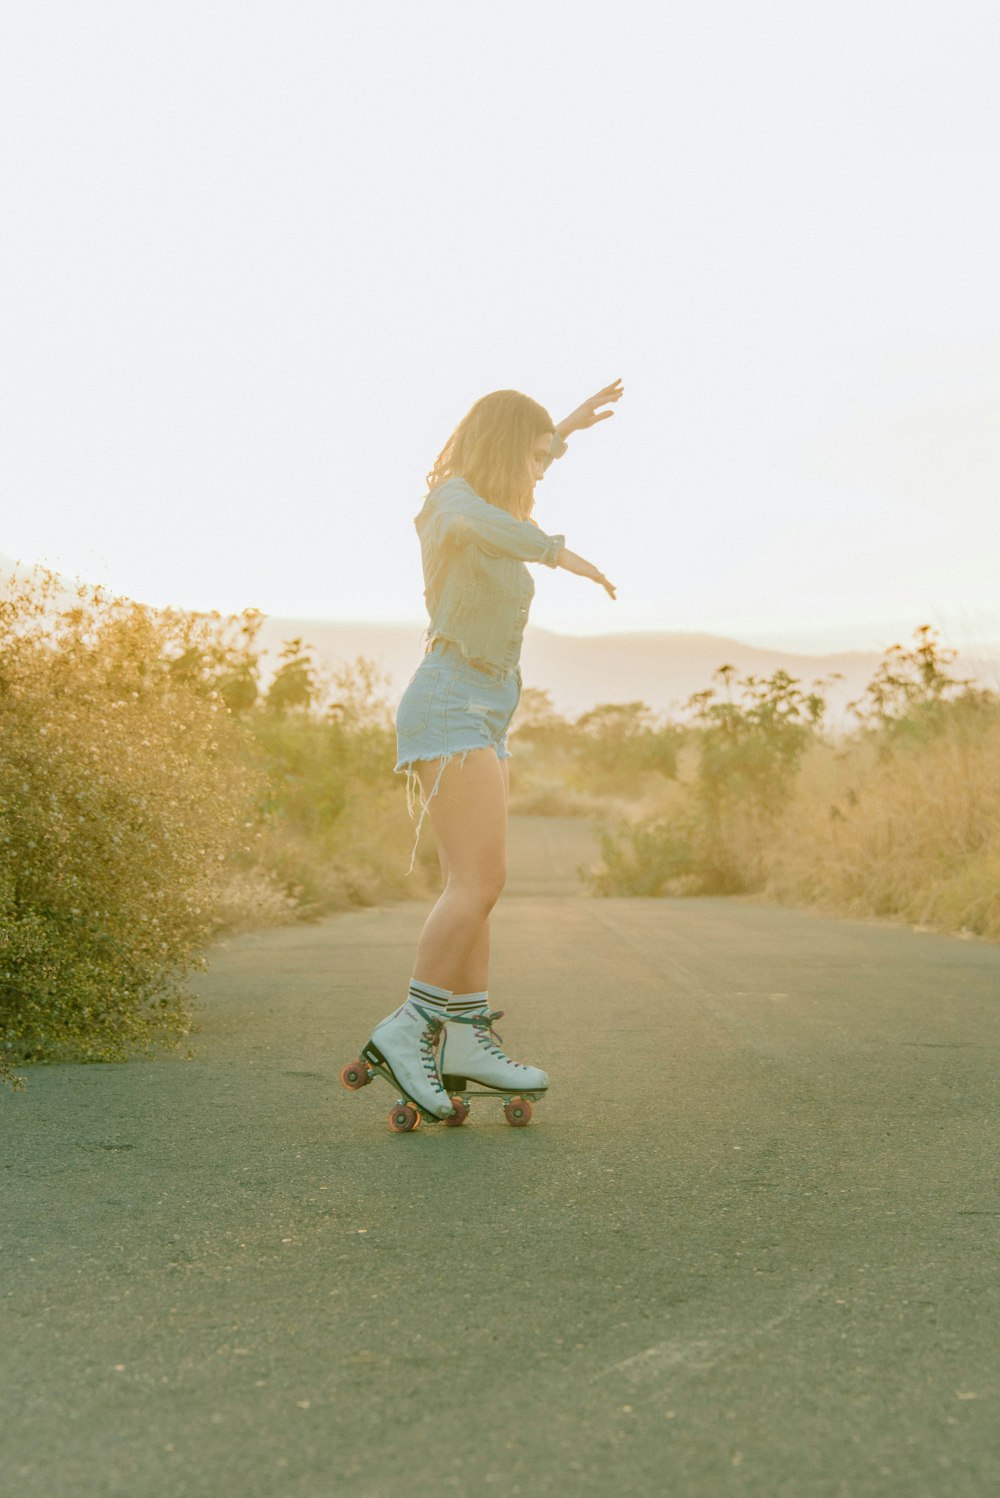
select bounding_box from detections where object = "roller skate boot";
[364,999,455,1121]
[440,1009,549,1093]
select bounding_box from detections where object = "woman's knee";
[449,865,506,913]
[483,865,507,907]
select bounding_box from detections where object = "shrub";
[586,628,1000,938]
[573,701,680,781]
[0,571,263,1080]
[588,666,830,896]
[508,688,680,816]
[684,665,829,890]
[243,654,440,914]
[588,812,698,896]
[846,624,974,744]
[0,575,434,1086]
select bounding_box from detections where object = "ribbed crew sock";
[448,990,489,1018]
[408,978,452,1017]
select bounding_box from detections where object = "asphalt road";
[4,815,1000,1498]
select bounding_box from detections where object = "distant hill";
[254,616,891,723]
[5,552,998,723]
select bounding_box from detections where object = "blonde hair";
[426,390,554,521]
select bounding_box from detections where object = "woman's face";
[529,432,554,488]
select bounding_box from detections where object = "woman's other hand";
[555,547,617,600]
[555,378,624,440]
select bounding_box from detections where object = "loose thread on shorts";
[400,751,472,875]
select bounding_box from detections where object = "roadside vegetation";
[576,628,1000,944]
[0,570,436,1084]
[3,561,996,1087]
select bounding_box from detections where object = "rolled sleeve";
[538,530,566,567]
[434,480,565,567]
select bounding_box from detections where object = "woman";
[367,379,622,1121]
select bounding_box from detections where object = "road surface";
[4,816,1000,1496]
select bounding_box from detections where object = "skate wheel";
[444,1097,469,1127]
[503,1097,533,1127]
[339,1059,371,1091]
[388,1103,420,1133]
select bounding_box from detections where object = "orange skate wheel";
[444,1097,469,1127]
[339,1059,371,1090]
[388,1103,420,1133]
[503,1097,533,1127]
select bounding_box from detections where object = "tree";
[265,639,316,716]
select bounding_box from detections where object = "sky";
[2,0,999,653]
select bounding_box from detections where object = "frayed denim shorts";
[394,638,522,873]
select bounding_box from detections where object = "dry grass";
[578,637,1000,941]
[765,720,1000,938]
[237,784,440,923]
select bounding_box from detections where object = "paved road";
[4,816,1000,1497]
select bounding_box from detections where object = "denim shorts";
[394,639,522,873]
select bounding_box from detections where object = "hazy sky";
[3,0,999,652]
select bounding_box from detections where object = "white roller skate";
[342,1000,455,1127]
[437,1010,548,1127]
[341,1004,548,1131]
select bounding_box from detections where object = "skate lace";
[410,1004,448,1095]
[451,1009,528,1071]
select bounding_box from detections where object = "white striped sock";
[408,978,452,1016]
[448,990,489,1017]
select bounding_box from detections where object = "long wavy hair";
[426,390,554,521]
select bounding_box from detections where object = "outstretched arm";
[546,379,622,597]
[554,378,624,446]
[554,546,616,600]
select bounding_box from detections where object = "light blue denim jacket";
[414,432,568,674]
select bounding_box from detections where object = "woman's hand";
[555,547,617,600]
[555,378,624,441]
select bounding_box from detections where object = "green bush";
[508,687,680,816]
[0,572,263,1082]
[690,666,826,818]
[0,574,440,1086]
[245,653,438,913]
[588,814,698,896]
[587,666,830,896]
[685,666,829,891]
[573,701,680,781]
[846,624,974,744]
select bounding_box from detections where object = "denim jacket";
[414,432,568,674]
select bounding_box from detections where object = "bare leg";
[408,750,547,1092]
[411,748,508,994]
[431,754,509,993]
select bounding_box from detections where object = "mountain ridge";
[5,552,998,720]
[250,616,941,722]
